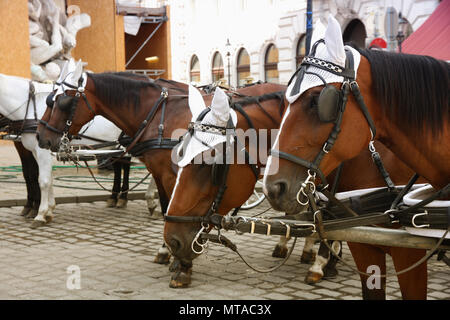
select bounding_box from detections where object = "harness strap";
[371,150,395,190]
[20,82,37,134]
[127,138,180,157]
[394,183,450,217]
[330,163,343,195]
[321,189,359,218]
[119,87,169,160]
[349,82,376,139]
[390,173,420,210]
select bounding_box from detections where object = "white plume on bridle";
[286,14,361,104]
[177,85,237,167]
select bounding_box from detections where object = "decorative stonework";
[169,0,438,86]
[28,0,91,82]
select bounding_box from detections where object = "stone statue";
[28,0,91,82]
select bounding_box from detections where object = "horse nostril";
[168,237,182,254]
[267,181,287,200]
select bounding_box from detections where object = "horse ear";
[210,87,230,123]
[188,84,206,119]
[56,60,70,83]
[324,14,346,67]
[71,59,83,84]
[310,18,326,50]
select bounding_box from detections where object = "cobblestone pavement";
[0,198,449,300]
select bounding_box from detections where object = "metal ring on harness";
[412,211,430,228]
[191,225,209,254]
[296,170,316,205]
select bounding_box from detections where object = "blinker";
[57,95,75,112]
[317,85,340,122]
[45,93,55,108]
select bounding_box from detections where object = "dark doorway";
[343,19,367,48]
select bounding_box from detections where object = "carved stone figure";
[28,0,91,81]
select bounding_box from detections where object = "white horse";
[0,71,158,228]
[0,73,56,226]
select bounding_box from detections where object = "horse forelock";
[356,47,449,137]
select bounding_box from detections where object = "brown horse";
[37,71,284,219]
[264,15,448,299]
[36,67,286,263]
[162,83,427,297]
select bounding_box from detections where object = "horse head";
[38,59,99,151]
[163,85,261,265]
[263,14,370,213]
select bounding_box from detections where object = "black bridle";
[163,90,287,232]
[164,107,260,227]
[39,74,179,156]
[39,76,97,149]
[270,41,384,200]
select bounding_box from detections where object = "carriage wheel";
[241,180,265,209]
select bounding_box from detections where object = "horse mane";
[155,78,181,86]
[155,78,189,93]
[354,47,449,136]
[87,72,161,110]
[233,91,286,115]
[232,91,286,126]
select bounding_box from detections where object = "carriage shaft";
[310,226,450,250]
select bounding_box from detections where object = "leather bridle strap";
[349,82,376,139]
[20,82,37,133]
[271,80,351,188]
[122,87,168,157]
[39,77,96,137]
[271,49,381,190]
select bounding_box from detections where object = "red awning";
[402,0,450,61]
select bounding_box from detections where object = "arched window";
[264,44,279,83]
[211,52,224,83]
[190,55,200,83]
[236,48,250,87]
[296,35,306,68]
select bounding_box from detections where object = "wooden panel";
[114,14,126,71]
[0,0,30,78]
[68,0,125,72]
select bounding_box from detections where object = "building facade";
[0,0,440,83]
[166,0,440,86]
